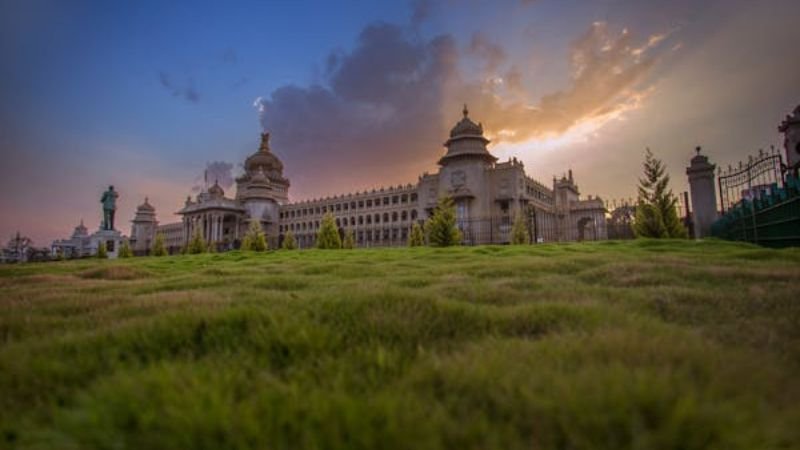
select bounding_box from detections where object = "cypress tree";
[316,213,342,249]
[408,222,425,247]
[426,197,462,247]
[187,228,206,254]
[510,211,530,245]
[119,240,133,258]
[151,233,167,256]
[242,220,267,252]
[96,242,108,259]
[282,230,297,250]
[634,148,688,238]
[342,229,355,249]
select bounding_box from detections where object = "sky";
[1,0,799,245]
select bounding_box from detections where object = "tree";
[510,211,531,245]
[187,228,206,254]
[241,220,268,252]
[282,230,297,250]
[634,148,688,239]
[119,240,133,258]
[342,229,355,249]
[426,196,462,247]
[96,241,108,259]
[408,222,425,247]
[152,233,167,256]
[316,213,342,249]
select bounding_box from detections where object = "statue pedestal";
[90,229,124,259]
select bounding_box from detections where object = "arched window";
[375,214,380,224]
[392,212,398,222]
[383,213,389,223]
[401,211,407,221]
[411,209,418,220]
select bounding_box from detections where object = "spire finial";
[695,146,701,155]
[260,132,271,152]
[462,103,469,118]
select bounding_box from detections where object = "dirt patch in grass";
[78,266,151,281]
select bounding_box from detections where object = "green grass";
[1,239,799,449]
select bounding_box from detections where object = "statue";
[100,185,119,230]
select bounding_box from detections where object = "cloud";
[254,23,457,197]
[192,161,235,193]
[253,17,673,199]
[469,32,507,74]
[158,71,200,103]
[456,21,670,143]
[410,0,433,26]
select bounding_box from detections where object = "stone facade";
[686,147,718,238]
[144,107,607,248]
[130,198,157,253]
[779,105,800,175]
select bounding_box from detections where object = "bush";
[152,233,167,256]
[426,197,462,247]
[118,240,133,258]
[187,228,206,254]
[342,229,355,249]
[408,222,425,247]
[317,213,342,249]
[510,212,530,245]
[241,220,268,252]
[282,230,297,250]
[96,242,107,259]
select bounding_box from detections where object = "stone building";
[142,107,607,249]
[129,198,157,254]
[51,220,91,258]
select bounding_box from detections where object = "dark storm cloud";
[255,23,457,195]
[157,71,200,103]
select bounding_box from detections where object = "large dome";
[136,197,155,212]
[245,132,284,174]
[449,104,484,138]
[439,105,495,166]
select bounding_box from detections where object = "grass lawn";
[1,239,799,449]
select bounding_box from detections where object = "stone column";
[686,146,718,238]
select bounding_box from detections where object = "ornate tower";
[778,105,800,175]
[130,197,158,253]
[427,106,498,240]
[686,147,718,238]
[235,133,290,244]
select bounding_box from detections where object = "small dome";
[449,104,484,138]
[137,197,155,212]
[208,181,225,198]
[72,219,88,237]
[245,132,284,174]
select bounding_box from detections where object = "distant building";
[50,220,92,258]
[137,106,607,249]
[2,232,34,263]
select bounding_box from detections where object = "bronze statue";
[100,185,119,230]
